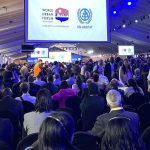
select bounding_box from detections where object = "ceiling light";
[122,24,126,28]
[127,1,132,6]
[135,20,138,23]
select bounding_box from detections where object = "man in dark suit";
[90,89,140,138]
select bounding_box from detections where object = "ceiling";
[0,0,150,59]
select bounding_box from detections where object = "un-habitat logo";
[77,8,92,24]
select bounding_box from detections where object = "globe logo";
[77,8,92,24]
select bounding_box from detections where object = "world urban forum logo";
[55,8,69,22]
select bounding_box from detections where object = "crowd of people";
[0,55,149,150]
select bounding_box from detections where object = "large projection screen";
[25,0,110,42]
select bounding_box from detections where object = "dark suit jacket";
[90,109,140,137]
[0,118,14,143]
[0,96,23,121]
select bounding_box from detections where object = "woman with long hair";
[101,117,146,150]
[27,111,76,150]
[23,88,53,135]
[119,59,132,85]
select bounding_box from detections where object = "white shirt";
[24,111,51,135]
[33,79,46,86]
[15,93,36,105]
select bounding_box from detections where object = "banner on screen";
[30,48,49,58]
[25,0,109,42]
[118,46,134,56]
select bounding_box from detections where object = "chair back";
[73,131,99,150]
[22,101,35,114]
[16,133,38,150]
[81,104,104,131]
[137,102,150,131]
[127,93,145,109]
[141,126,150,150]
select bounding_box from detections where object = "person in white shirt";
[15,82,36,105]
[23,88,53,135]
[33,73,46,86]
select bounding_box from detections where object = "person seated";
[80,83,106,115]
[124,78,144,98]
[66,72,76,87]
[52,81,77,108]
[53,74,61,87]
[33,73,46,86]
[23,88,53,135]
[15,82,36,105]
[90,90,140,138]
[28,75,41,97]
[0,88,23,122]
[42,74,58,95]
[26,111,76,150]
[101,117,146,150]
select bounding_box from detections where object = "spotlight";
[127,1,132,6]
[135,20,138,23]
[122,24,126,28]
[113,10,117,14]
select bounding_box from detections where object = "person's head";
[101,117,144,150]
[86,79,93,88]
[60,81,69,89]
[88,83,99,96]
[2,88,12,97]
[20,82,30,93]
[93,73,99,82]
[110,78,119,89]
[127,78,137,87]
[38,111,75,150]
[123,58,129,67]
[110,57,114,63]
[35,88,52,113]
[38,59,42,65]
[106,90,122,108]
[134,68,140,76]
[28,75,35,83]
[85,71,90,78]
[47,74,54,83]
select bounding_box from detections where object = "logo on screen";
[55,8,69,22]
[77,8,92,24]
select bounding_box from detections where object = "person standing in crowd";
[33,73,46,86]
[119,58,132,85]
[33,59,42,77]
[90,90,140,138]
[20,63,28,78]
